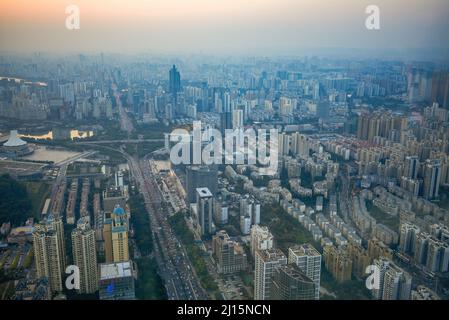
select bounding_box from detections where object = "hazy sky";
[0,0,448,57]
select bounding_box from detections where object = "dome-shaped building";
[1,130,33,157]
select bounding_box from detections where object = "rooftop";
[100,261,133,280]
[196,187,212,198]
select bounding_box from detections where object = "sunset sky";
[0,0,448,56]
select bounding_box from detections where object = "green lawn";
[23,181,51,220]
[366,200,399,232]
[261,204,316,253]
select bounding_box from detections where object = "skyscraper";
[169,65,181,95]
[196,187,214,236]
[399,223,420,256]
[254,249,287,300]
[404,156,419,180]
[372,258,412,300]
[431,70,449,110]
[33,215,66,293]
[288,244,321,299]
[71,217,98,294]
[186,165,218,203]
[423,159,441,199]
[103,205,130,263]
[382,262,412,300]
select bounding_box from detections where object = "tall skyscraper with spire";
[169,65,181,95]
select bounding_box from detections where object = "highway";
[111,82,134,135]
[75,139,164,144]
[94,143,208,300]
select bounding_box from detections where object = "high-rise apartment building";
[212,230,247,274]
[103,205,129,263]
[33,215,66,293]
[404,156,420,180]
[71,217,98,294]
[250,225,274,257]
[372,258,412,300]
[254,249,287,300]
[323,245,352,283]
[423,159,441,199]
[399,223,420,256]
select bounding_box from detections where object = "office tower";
[404,156,420,179]
[99,261,135,300]
[323,245,352,283]
[33,215,66,293]
[103,205,130,263]
[220,92,233,134]
[250,225,274,257]
[399,223,420,255]
[212,230,247,274]
[288,244,321,299]
[186,165,218,204]
[271,264,317,300]
[169,65,181,95]
[254,249,287,300]
[423,159,441,199]
[71,217,98,294]
[232,109,244,129]
[196,188,214,236]
[431,70,449,109]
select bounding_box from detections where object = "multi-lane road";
[96,142,208,300]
